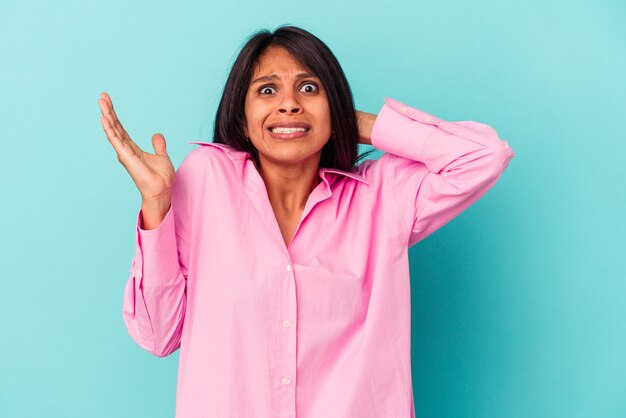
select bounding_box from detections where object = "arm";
[362,97,515,247]
[356,109,376,146]
[140,197,172,230]
[122,205,188,357]
[99,91,188,357]
[122,154,195,357]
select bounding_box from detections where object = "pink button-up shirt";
[122,97,515,418]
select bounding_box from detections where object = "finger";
[101,115,144,164]
[152,133,168,157]
[100,92,116,118]
[100,93,147,157]
[100,93,131,142]
[98,97,145,159]
[100,114,125,153]
[98,98,126,143]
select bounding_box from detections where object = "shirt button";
[286,264,292,272]
[283,320,291,328]
[282,377,291,385]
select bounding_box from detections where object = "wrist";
[140,197,171,230]
[141,190,171,207]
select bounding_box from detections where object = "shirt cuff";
[133,204,181,287]
[371,97,437,162]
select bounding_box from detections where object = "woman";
[99,25,514,418]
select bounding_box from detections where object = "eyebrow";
[251,72,319,85]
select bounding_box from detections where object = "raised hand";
[98,92,175,204]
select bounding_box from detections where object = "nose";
[278,89,302,114]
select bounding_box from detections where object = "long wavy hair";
[213,25,376,172]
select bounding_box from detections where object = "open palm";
[98,92,175,202]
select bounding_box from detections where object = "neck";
[254,156,321,216]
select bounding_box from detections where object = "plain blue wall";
[1,0,624,417]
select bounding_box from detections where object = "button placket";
[277,258,297,416]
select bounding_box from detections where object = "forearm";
[124,201,187,357]
[141,196,171,230]
[356,110,377,145]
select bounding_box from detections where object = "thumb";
[151,133,168,156]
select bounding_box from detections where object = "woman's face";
[244,46,331,171]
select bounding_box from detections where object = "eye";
[258,85,276,95]
[300,82,319,93]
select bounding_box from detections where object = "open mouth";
[267,126,310,139]
[269,127,309,134]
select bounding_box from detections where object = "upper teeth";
[271,127,307,133]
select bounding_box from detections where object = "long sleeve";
[121,155,194,358]
[371,97,515,247]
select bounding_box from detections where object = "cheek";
[320,101,331,124]
[319,108,332,134]
[244,113,260,135]
[245,102,269,133]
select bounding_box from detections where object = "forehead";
[252,46,315,77]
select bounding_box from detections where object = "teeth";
[271,127,308,134]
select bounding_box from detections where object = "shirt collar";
[187,141,370,186]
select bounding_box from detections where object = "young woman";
[99,25,514,418]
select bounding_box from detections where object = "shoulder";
[179,141,248,172]
[173,142,247,200]
[185,141,241,159]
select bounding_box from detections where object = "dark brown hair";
[213,25,375,171]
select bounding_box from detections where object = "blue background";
[1,0,624,417]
